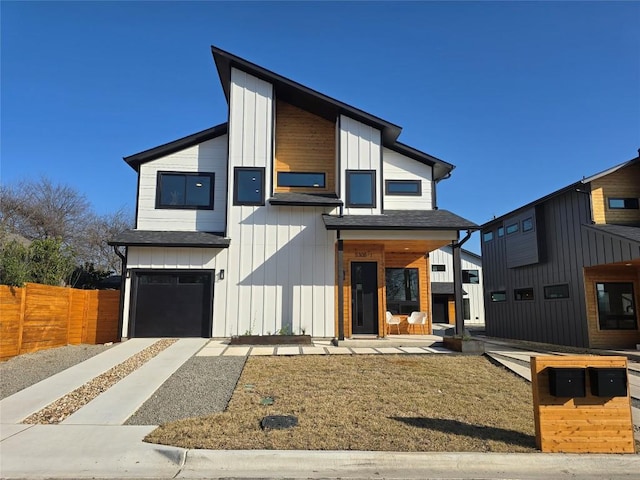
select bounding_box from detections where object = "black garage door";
[131,271,213,337]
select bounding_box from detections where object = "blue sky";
[2,1,639,254]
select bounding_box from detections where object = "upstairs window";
[522,217,534,232]
[497,226,505,237]
[490,291,506,302]
[506,222,519,235]
[277,172,325,188]
[156,172,214,209]
[483,231,494,242]
[462,269,480,284]
[431,264,446,272]
[608,198,639,209]
[385,180,422,196]
[346,170,376,208]
[234,167,265,206]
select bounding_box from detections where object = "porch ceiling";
[342,239,451,253]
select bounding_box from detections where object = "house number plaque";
[355,251,373,258]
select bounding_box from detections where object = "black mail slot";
[588,367,627,397]
[547,367,586,397]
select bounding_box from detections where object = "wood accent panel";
[584,265,640,349]
[447,298,456,325]
[0,284,120,361]
[335,242,433,338]
[275,100,336,193]
[590,162,640,225]
[531,356,635,453]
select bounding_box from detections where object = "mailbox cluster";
[547,366,628,398]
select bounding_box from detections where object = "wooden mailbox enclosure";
[531,356,635,454]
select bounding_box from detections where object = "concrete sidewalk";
[1,337,639,479]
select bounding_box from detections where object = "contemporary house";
[109,46,477,340]
[429,246,484,326]
[481,153,640,349]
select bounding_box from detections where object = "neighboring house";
[109,46,477,340]
[481,153,640,349]
[429,246,484,327]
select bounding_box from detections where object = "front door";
[351,262,379,335]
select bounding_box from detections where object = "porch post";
[452,239,464,336]
[337,237,345,340]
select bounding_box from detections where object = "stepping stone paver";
[250,347,275,356]
[301,347,326,355]
[375,347,403,354]
[324,347,352,355]
[196,348,225,357]
[350,347,378,354]
[399,347,428,354]
[223,347,250,356]
[276,347,300,356]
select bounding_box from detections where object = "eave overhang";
[108,230,230,248]
[322,210,478,231]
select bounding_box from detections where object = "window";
[431,264,446,272]
[156,172,214,209]
[346,170,376,207]
[385,180,421,196]
[385,268,420,314]
[462,269,479,284]
[506,223,519,235]
[608,198,639,209]
[514,288,534,301]
[463,298,471,320]
[596,282,637,330]
[490,291,506,302]
[483,231,494,242]
[497,226,504,237]
[544,284,570,300]
[234,167,265,206]
[522,217,534,232]
[277,172,325,188]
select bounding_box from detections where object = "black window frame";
[155,171,215,210]
[483,231,494,242]
[462,269,480,284]
[596,282,638,330]
[490,291,507,302]
[522,217,534,232]
[345,170,376,208]
[384,179,422,196]
[506,222,519,235]
[233,167,265,206]
[431,264,446,272]
[277,171,326,188]
[514,287,535,301]
[385,267,420,315]
[544,284,570,300]
[608,197,639,210]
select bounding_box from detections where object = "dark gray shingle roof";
[583,224,640,244]
[108,230,230,248]
[322,210,478,231]
[268,193,343,207]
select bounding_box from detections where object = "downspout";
[451,230,473,336]
[337,229,344,342]
[113,245,127,342]
[433,170,452,210]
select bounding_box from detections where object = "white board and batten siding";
[382,147,433,210]
[121,246,229,338]
[136,136,228,232]
[225,68,336,338]
[429,246,485,325]
[339,115,382,215]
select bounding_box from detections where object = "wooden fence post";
[16,286,27,354]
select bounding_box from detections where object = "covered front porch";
[323,210,478,340]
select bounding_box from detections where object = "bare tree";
[1,177,132,277]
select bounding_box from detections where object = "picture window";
[385,180,421,196]
[346,170,376,208]
[156,172,214,209]
[544,284,570,300]
[608,198,639,209]
[514,288,535,301]
[234,167,265,206]
[596,282,637,330]
[277,172,325,188]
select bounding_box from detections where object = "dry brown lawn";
[146,355,537,452]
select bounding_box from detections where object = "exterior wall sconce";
[219,269,225,280]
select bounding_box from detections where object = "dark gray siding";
[481,190,592,347]
[581,226,640,266]
[505,207,540,268]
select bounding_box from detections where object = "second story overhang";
[322,209,478,232]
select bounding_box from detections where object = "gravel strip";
[23,339,177,424]
[125,356,247,425]
[0,344,115,400]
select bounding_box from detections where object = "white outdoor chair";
[406,311,427,334]
[386,311,401,335]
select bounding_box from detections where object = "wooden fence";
[0,283,120,361]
